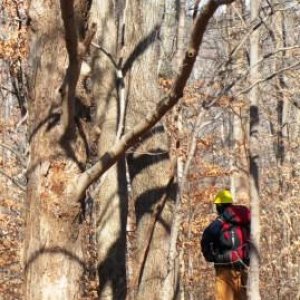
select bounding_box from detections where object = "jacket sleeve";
[201,219,222,262]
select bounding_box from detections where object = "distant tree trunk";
[161,110,183,300]
[175,0,186,68]
[248,0,261,298]
[274,8,290,186]
[174,3,189,298]
[273,7,292,297]
[227,3,249,204]
[24,1,90,298]
[231,103,249,203]
[161,2,186,298]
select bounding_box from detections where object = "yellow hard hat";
[214,190,233,204]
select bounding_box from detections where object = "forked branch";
[73,0,235,202]
[59,0,96,137]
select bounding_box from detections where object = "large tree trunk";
[88,1,127,299]
[248,0,261,298]
[24,1,89,298]
[89,2,175,299]
[23,0,236,298]
[122,2,174,299]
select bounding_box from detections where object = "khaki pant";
[215,267,248,300]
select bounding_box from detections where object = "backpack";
[219,205,250,264]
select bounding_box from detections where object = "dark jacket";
[201,205,250,267]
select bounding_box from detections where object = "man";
[201,190,250,300]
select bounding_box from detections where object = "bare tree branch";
[91,42,118,68]
[59,0,96,136]
[0,85,16,94]
[238,61,300,96]
[0,143,27,167]
[0,169,26,191]
[91,42,126,141]
[59,0,79,135]
[205,47,300,108]
[72,0,235,202]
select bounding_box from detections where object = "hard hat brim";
[214,190,233,204]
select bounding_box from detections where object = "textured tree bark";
[122,2,173,299]
[24,0,89,299]
[175,0,186,68]
[248,0,261,299]
[88,1,127,299]
[159,0,177,76]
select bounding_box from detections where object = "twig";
[0,85,16,95]
[205,50,300,108]
[0,169,26,191]
[16,110,28,128]
[237,61,300,96]
[223,8,274,67]
[91,42,118,68]
[91,42,126,141]
[0,143,27,167]
[116,68,126,141]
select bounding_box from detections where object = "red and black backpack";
[219,205,251,264]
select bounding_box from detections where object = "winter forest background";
[1,0,300,299]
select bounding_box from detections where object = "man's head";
[214,189,233,215]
